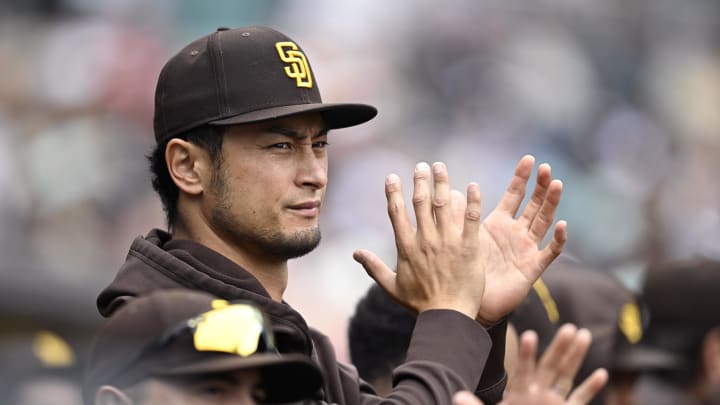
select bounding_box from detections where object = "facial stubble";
[210,163,321,261]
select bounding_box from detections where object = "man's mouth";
[287,201,321,217]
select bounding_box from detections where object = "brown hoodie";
[96,229,507,404]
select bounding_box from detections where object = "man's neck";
[171,224,288,302]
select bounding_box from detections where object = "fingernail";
[432,162,445,174]
[386,173,399,185]
[415,162,430,173]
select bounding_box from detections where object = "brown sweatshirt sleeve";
[369,309,492,404]
[474,317,508,404]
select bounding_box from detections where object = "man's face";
[134,370,264,405]
[205,113,329,261]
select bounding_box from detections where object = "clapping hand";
[453,324,608,405]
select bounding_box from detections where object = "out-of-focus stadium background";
[0,0,718,402]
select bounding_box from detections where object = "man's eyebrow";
[267,126,330,139]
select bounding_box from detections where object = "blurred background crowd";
[0,0,718,403]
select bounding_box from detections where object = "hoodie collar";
[99,229,314,355]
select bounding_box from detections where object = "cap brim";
[611,343,686,371]
[155,353,322,402]
[209,103,377,129]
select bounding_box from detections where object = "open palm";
[459,155,566,324]
[453,326,608,405]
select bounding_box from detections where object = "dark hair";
[348,284,416,384]
[148,125,225,228]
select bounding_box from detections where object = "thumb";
[353,249,397,297]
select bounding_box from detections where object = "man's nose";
[296,149,327,189]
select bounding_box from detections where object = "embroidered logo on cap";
[619,301,643,344]
[275,41,313,88]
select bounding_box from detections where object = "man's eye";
[313,141,329,149]
[252,386,268,402]
[198,383,230,397]
[270,143,291,149]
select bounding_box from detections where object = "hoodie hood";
[96,229,313,355]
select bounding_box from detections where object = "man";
[97,25,567,404]
[607,257,720,405]
[84,289,323,404]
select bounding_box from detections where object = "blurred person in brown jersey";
[607,257,720,405]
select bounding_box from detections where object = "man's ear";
[166,139,212,196]
[95,385,134,405]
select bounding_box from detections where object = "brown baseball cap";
[153,25,377,143]
[611,257,720,372]
[84,289,322,404]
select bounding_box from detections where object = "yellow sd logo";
[275,41,313,88]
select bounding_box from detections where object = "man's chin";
[272,227,321,260]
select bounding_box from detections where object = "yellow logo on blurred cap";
[275,41,313,88]
[32,330,75,368]
[619,301,643,344]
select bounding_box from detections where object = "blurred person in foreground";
[607,257,720,405]
[96,25,568,404]
[84,289,322,405]
[0,328,82,405]
[453,325,608,405]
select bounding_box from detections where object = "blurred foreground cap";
[611,257,720,372]
[84,289,322,403]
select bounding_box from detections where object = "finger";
[385,173,415,254]
[450,189,467,233]
[453,391,484,405]
[536,323,577,388]
[566,368,609,405]
[528,179,563,243]
[432,162,453,233]
[412,162,435,237]
[513,329,539,390]
[462,183,482,243]
[552,328,593,398]
[497,155,535,216]
[538,220,568,271]
[518,163,552,228]
[353,249,398,298]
